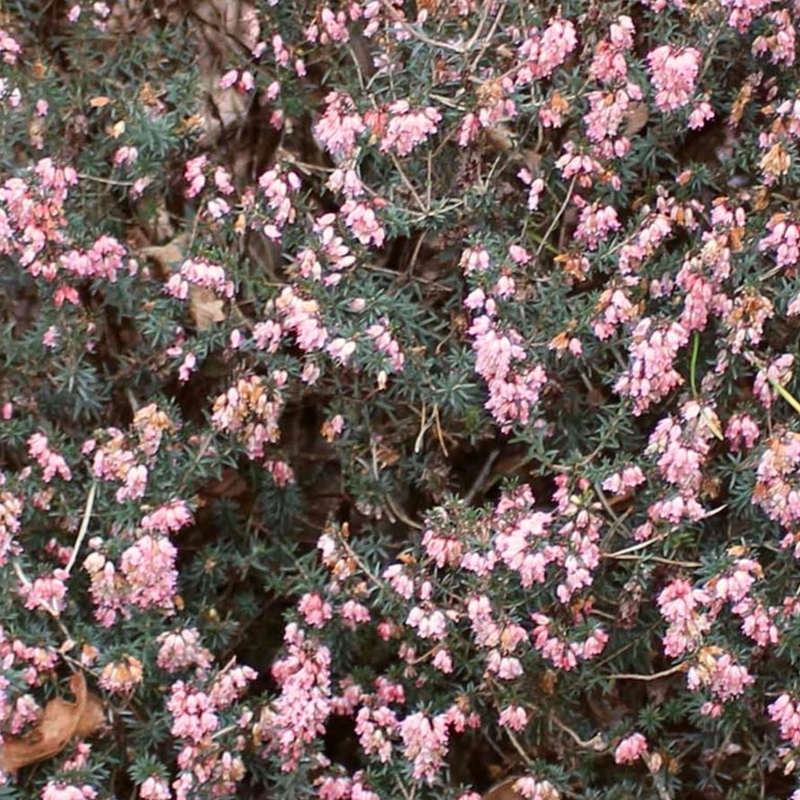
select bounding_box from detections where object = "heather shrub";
[3,1,800,799]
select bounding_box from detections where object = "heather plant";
[5,1,800,799]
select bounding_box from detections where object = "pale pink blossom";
[298,592,334,628]
[157,628,213,672]
[378,101,441,157]
[647,46,701,111]
[615,732,648,764]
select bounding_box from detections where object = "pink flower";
[256,623,332,770]
[141,499,194,533]
[498,705,528,731]
[647,46,701,111]
[399,711,449,784]
[406,606,447,640]
[759,213,800,269]
[184,155,207,198]
[315,92,366,159]
[298,592,334,628]
[113,146,138,166]
[140,777,171,800]
[769,693,800,745]
[119,535,178,611]
[99,655,144,693]
[42,782,97,800]
[168,682,219,743]
[614,732,648,764]
[574,202,621,249]
[0,29,22,64]
[20,569,69,616]
[516,17,578,84]
[157,628,213,672]
[379,101,441,156]
[340,199,386,247]
[27,433,72,482]
[513,777,560,800]
[657,578,711,657]
[687,649,753,702]
[340,600,371,627]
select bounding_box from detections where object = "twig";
[414,403,430,453]
[338,534,389,590]
[607,662,687,682]
[377,0,467,53]
[384,493,422,530]
[464,448,500,505]
[77,173,135,187]
[504,728,536,768]
[65,481,97,574]
[536,175,576,257]
[604,535,666,559]
[432,404,448,458]
[389,152,427,213]
[549,713,607,752]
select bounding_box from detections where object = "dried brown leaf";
[0,673,105,773]
[189,285,226,330]
[623,102,649,137]
[138,233,189,278]
[483,777,524,800]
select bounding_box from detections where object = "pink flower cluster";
[86,406,179,504]
[256,623,332,770]
[378,101,442,157]
[647,401,719,493]
[590,15,635,84]
[512,776,560,800]
[315,92,366,159]
[686,647,754,706]
[516,17,578,85]
[296,213,358,286]
[261,286,327,353]
[399,710,450,784]
[99,654,143,693]
[257,166,302,240]
[751,9,796,65]
[769,693,800,746]
[19,569,69,617]
[82,531,178,624]
[0,487,22,567]
[384,480,608,676]
[210,373,286,459]
[0,159,77,272]
[339,198,386,248]
[758,213,800,269]
[753,429,800,551]
[614,317,688,414]
[317,772,380,800]
[658,554,776,711]
[573,201,621,249]
[647,45,700,111]
[658,578,712,658]
[465,285,548,430]
[0,28,21,64]
[27,433,72,483]
[614,732,648,764]
[720,0,773,32]
[165,257,235,301]
[41,782,97,800]
[530,610,608,671]
[169,663,255,800]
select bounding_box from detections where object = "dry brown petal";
[0,673,105,774]
[483,777,524,800]
[189,285,226,330]
[623,102,649,137]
